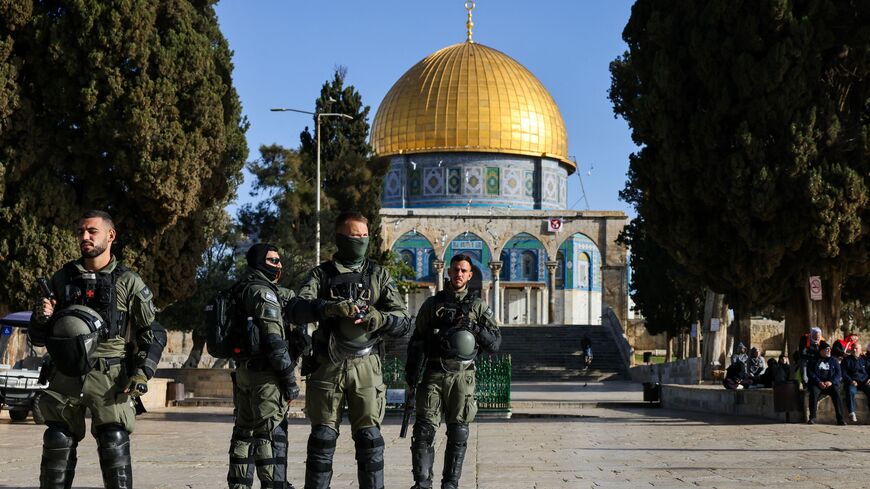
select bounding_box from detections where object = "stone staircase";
[500,325,627,381]
[384,324,628,381]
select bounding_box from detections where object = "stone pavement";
[1,382,868,488]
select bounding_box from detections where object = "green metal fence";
[382,354,511,413]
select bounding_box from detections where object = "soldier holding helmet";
[28,210,166,489]
[405,253,501,489]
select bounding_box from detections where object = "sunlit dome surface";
[371,41,573,173]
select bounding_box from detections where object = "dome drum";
[381,153,567,210]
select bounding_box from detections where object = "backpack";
[205,282,260,360]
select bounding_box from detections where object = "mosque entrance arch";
[444,232,492,299]
[391,231,437,319]
[500,232,547,325]
[556,233,602,325]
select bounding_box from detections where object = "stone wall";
[624,319,667,352]
[629,357,702,385]
[749,319,785,354]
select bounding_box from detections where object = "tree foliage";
[610,1,869,336]
[0,0,248,310]
[619,216,705,337]
[242,68,389,269]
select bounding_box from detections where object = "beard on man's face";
[81,240,108,258]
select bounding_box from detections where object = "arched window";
[499,250,510,281]
[400,250,415,273]
[521,251,537,281]
[578,253,590,289]
[555,251,565,288]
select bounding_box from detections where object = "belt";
[100,357,124,366]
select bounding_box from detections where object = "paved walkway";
[1,382,867,488]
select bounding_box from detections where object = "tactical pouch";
[46,331,99,377]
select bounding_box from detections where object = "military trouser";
[304,353,386,489]
[38,357,136,489]
[410,367,477,489]
[228,365,291,489]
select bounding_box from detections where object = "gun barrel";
[37,277,54,299]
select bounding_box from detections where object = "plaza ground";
[1,382,866,488]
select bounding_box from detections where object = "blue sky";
[215,1,637,216]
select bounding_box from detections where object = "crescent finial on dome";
[465,1,475,43]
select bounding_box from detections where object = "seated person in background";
[841,342,870,423]
[760,358,779,388]
[807,341,845,425]
[723,360,753,390]
[745,347,766,383]
[731,343,748,368]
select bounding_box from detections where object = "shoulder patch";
[263,304,280,320]
[136,286,154,302]
[264,291,278,304]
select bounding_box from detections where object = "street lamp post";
[270,107,353,265]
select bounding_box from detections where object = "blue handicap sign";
[1,325,12,336]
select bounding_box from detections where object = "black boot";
[39,425,77,489]
[97,426,132,489]
[441,424,469,489]
[409,422,436,489]
[304,425,337,489]
[353,426,385,489]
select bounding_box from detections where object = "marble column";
[523,286,532,324]
[546,260,559,324]
[434,260,445,292]
[489,261,503,324]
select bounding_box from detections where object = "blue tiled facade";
[382,153,568,210]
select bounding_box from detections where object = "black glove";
[460,316,481,336]
[283,380,300,401]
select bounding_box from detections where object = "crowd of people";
[723,328,870,425]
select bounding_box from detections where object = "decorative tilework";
[408,168,422,196]
[384,170,401,198]
[465,167,483,195]
[503,168,522,197]
[423,167,444,196]
[543,171,558,201]
[485,167,500,195]
[524,171,534,197]
[447,168,462,195]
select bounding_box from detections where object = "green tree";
[610,0,869,349]
[299,67,389,255]
[0,0,248,310]
[244,68,389,269]
[618,217,705,341]
[160,211,246,365]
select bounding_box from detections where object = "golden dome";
[371,41,574,172]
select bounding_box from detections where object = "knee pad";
[43,426,75,450]
[446,423,469,444]
[412,422,436,446]
[96,425,130,469]
[307,425,338,473]
[352,426,384,451]
[97,425,130,449]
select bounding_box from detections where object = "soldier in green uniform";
[405,254,501,489]
[28,210,166,489]
[298,211,411,489]
[226,243,355,489]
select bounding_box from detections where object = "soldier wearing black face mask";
[227,243,355,489]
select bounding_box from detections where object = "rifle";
[400,381,416,438]
[400,354,426,438]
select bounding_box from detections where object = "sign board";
[546,218,562,233]
[386,388,406,405]
[710,318,720,332]
[1,325,11,337]
[809,276,822,301]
